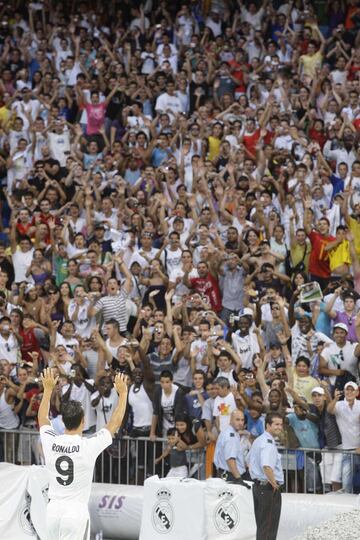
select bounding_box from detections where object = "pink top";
[85,103,106,135]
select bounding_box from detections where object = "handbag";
[285,244,308,276]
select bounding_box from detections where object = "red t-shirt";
[308,230,335,278]
[228,60,248,93]
[85,103,106,135]
[243,128,261,157]
[353,118,360,131]
[308,128,327,150]
[190,273,222,312]
[20,328,41,363]
[263,130,275,146]
[16,222,33,237]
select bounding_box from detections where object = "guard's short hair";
[265,412,283,428]
[62,400,84,430]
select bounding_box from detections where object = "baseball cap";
[333,323,348,333]
[344,381,358,391]
[238,307,254,318]
[311,386,325,396]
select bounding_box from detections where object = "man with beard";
[290,312,332,362]
[230,314,262,370]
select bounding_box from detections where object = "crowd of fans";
[1,0,360,492]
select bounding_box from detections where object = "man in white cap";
[328,381,360,492]
[309,384,343,491]
[319,322,360,388]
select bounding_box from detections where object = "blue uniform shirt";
[214,425,246,475]
[247,430,284,484]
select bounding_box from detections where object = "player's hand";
[40,368,59,391]
[114,372,128,395]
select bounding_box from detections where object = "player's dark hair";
[61,400,84,430]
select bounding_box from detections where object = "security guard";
[214,409,249,485]
[247,412,284,540]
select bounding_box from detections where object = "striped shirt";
[147,351,175,385]
[95,290,128,332]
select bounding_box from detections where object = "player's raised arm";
[38,368,59,427]
[106,373,129,436]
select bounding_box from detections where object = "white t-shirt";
[55,333,79,359]
[40,425,112,503]
[155,92,184,116]
[0,333,19,364]
[160,248,182,274]
[67,299,95,338]
[190,338,209,372]
[231,331,260,370]
[169,267,198,302]
[69,380,96,431]
[48,130,71,166]
[12,247,34,284]
[8,129,29,153]
[161,385,177,436]
[213,393,237,432]
[91,388,119,431]
[334,400,360,449]
[129,247,159,268]
[128,384,153,428]
[321,341,358,385]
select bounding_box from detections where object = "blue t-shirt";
[186,391,208,421]
[313,301,331,337]
[244,410,265,438]
[287,413,320,449]
[330,174,344,200]
[151,147,169,167]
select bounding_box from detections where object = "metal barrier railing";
[279,446,360,494]
[0,429,206,485]
[1,429,359,493]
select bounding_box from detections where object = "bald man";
[214,409,249,482]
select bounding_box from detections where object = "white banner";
[140,476,207,540]
[27,465,50,540]
[204,478,256,539]
[2,464,360,540]
[89,483,143,540]
[0,463,39,539]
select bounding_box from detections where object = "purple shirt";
[334,311,357,343]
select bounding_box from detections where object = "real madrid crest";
[152,487,174,534]
[213,488,239,534]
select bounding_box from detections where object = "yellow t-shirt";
[207,136,221,161]
[290,241,311,272]
[328,240,351,271]
[348,216,360,257]
[293,372,319,403]
[0,105,11,126]
[300,51,323,78]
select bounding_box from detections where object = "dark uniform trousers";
[253,481,281,540]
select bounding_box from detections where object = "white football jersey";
[40,425,112,503]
